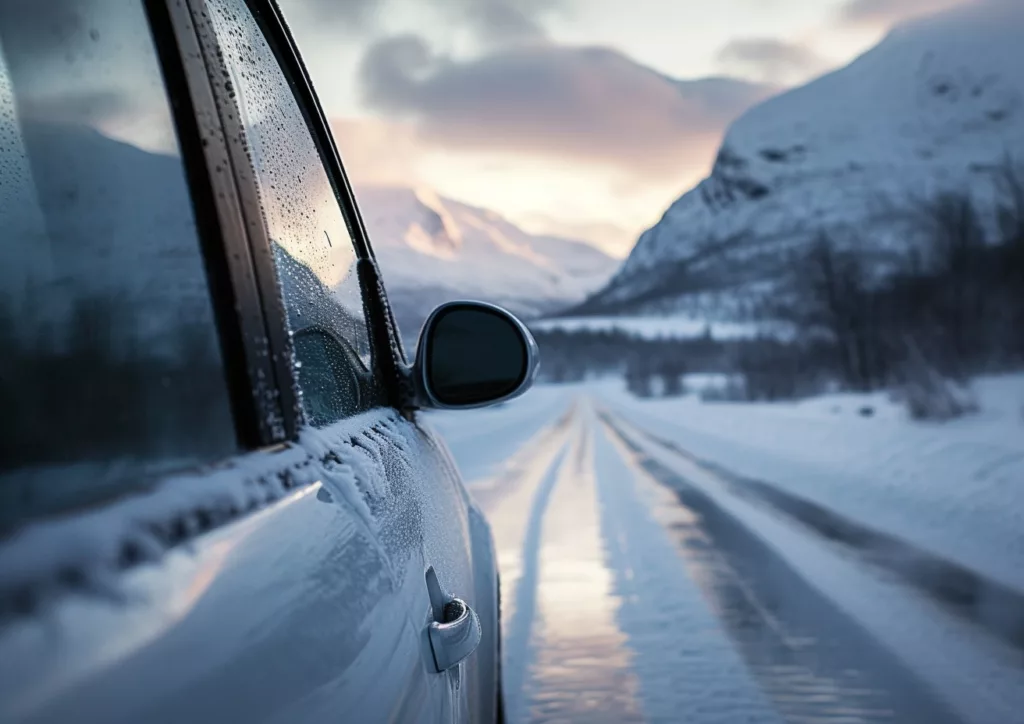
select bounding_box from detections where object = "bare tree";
[993,153,1024,247]
[797,231,882,390]
[892,337,978,421]
[658,357,687,397]
[906,191,988,376]
[992,155,1024,359]
[625,355,655,398]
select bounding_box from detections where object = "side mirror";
[414,301,539,409]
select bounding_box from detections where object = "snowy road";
[427,384,1024,724]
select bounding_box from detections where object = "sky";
[280,0,971,256]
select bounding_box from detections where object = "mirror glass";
[293,328,364,426]
[427,306,528,406]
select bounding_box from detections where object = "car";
[0,0,538,722]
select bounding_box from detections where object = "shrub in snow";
[662,373,686,397]
[892,341,979,421]
[896,375,978,422]
[658,358,687,398]
[624,356,655,398]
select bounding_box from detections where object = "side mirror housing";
[413,301,539,410]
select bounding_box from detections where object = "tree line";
[777,159,1024,415]
[532,158,1024,418]
[0,294,235,475]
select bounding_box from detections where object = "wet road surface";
[461,396,1024,724]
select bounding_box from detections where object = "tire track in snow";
[588,403,783,724]
[607,408,1024,650]
[468,401,579,724]
[480,399,648,723]
[501,438,571,724]
[469,403,577,516]
[601,406,1023,724]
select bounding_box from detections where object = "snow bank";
[530,315,772,340]
[603,374,1024,591]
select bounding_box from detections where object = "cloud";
[837,0,971,27]
[520,214,636,257]
[277,0,381,34]
[0,0,94,59]
[24,89,131,124]
[280,0,564,44]
[0,0,179,151]
[358,36,776,178]
[444,0,564,43]
[717,38,829,85]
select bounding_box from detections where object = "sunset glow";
[284,0,972,252]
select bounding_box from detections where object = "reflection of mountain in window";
[0,0,178,154]
[0,0,236,533]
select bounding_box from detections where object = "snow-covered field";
[603,374,1024,591]
[426,375,1024,724]
[528,315,765,340]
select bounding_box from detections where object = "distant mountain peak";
[353,184,618,337]
[409,186,463,254]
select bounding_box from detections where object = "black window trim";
[172,0,303,441]
[147,0,289,448]
[185,0,412,420]
[246,0,412,393]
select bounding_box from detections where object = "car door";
[190,1,497,721]
[205,3,503,720]
[0,0,494,722]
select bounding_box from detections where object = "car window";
[204,0,379,428]
[0,1,237,532]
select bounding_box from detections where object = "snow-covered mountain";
[582,0,1024,321]
[355,186,618,337]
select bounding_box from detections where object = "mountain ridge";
[355,184,618,338]
[576,0,1024,324]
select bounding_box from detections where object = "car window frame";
[5,0,409,469]
[147,0,293,448]
[182,0,411,415]
[0,0,290,536]
[0,0,417,585]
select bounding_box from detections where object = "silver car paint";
[0,411,497,724]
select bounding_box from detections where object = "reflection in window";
[0,1,236,532]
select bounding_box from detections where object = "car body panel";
[415,420,502,724]
[0,411,498,724]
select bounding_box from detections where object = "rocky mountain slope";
[580,0,1024,323]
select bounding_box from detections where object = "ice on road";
[426,383,1024,724]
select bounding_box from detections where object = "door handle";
[427,597,482,673]
[424,567,482,673]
